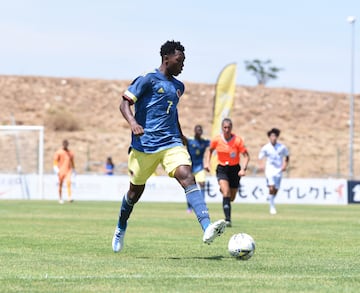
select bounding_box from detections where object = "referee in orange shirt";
[205,118,250,227]
[53,140,75,204]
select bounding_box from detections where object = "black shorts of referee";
[216,164,241,188]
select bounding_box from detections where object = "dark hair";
[267,128,280,137]
[160,40,185,58]
[222,118,233,126]
[106,157,114,167]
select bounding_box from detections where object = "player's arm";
[53,153,59,174]
[257,159,265,173]
[204,139,217,172]
[119,99,144,136]
[204,147,214,172]
[257,157,265,173]
[120,76,149,136]
[176,113,187,146]
[71,155,75,170]
[239,150,250,177]
[282,155,290,172]
[281,147,290,172]
[257,148,266,173]
[185,137,190,152]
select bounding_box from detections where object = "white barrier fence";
[0,174,348,205]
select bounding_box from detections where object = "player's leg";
[186,201,192,213]
[268,185,277,214]
[218,179,231,224]
[118,183,145,230]
[227,165,241,226]
[186,175,193,213]
[266,175,279,214]
[65,172,72,202]
[120,149,159,226]
[112,183,145,253]
[174,165,226,244]
[174,165,211,229]
[112,149,159,253]
[163,146,210,229]
[226,187,239,227]
[216,165,233,226]
[186,170,206,213]
[230,188,237,202]
[195,170,206,199]
[163,146,225,244]
[269,175,281,214]
[58,174,64,204]
[229,165,241,202]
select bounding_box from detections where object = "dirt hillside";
[0,75,359,178]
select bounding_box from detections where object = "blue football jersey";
[123,69,185,153]
[187,137,210,173]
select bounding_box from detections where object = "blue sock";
[117,195,134,230]
[185,184,211,231]
[200,188,205,200]
[187,201,192,210]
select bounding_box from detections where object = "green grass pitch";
[1,200,359,292]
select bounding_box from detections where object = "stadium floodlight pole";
[347,16,356,179]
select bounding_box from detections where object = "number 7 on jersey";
[166,100,173,114]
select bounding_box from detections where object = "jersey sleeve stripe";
[123,90,138,103]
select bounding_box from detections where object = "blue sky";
[0,0,359,93]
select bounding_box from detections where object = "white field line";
[0,274,356,281]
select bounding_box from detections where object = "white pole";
[39,127,44,199]
[347,16,356,179]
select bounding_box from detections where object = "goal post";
[0,125,44,199]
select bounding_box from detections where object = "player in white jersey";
[258,128,289,214]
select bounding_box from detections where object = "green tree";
[244,59,283,86]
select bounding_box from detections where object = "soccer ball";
[228,233,255,260]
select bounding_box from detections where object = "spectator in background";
[105,157,115,175]
[53,139,75,204]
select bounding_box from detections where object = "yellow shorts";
[128,146,191,185]
[194,169,206,183]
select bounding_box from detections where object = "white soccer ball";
[228,233,256,260]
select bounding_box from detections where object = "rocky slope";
[1,75,359,178]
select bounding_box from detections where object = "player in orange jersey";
[53,140,75,204]
[205,118,250,227]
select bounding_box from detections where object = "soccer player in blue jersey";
[186,125,210,212]
[112,41,226,253]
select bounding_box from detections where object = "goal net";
[0,125,44,199]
